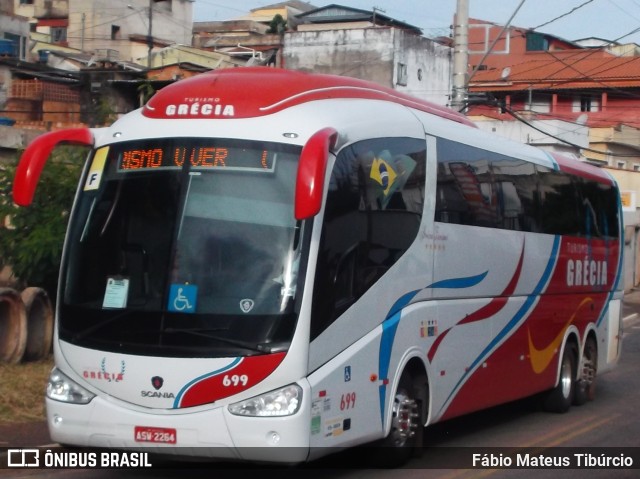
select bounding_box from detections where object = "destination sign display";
[117,144,276,173]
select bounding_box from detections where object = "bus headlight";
[47,368,95,404]
[228,384,302,417]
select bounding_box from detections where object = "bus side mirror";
[13,128,94,206]
[295,127,337,220]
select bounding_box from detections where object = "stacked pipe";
[0,287,53,363]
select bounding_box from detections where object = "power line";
[495,103,640,158]
[523,51,640,101]
[531,0,595,30]
[469,0,527,80]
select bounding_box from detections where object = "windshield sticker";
[168,284,197,313]
[102,277,129,309]
[84,147,109,191]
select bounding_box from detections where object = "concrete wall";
[606,167,640,291]
[283,27,451,106]
[0,14,30,60]
[67,0,193,62]
[472,117,589,158]
[284,27,394,87]
[0,125,43,162]
[33,0,68,18]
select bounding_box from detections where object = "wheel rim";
[560,354,573,398]
[579,341,597,400]
[581,343,597,386]
[389,391,419,447]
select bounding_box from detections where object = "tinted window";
[436,138,619,239]
[493,158,539,232]
[436,139,534,230]
[311,137,426,339]
[575,177,620,239]
[537,166,581,236]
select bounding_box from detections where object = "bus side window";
[436,140,500,229]
[537,166,582,236]
[435,138,540,233]
[492,158,538,232]
[574,178,620,239]
[310,137,425,340]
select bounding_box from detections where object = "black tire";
[542,343,577,413]
[374,372,423,467]
[574,337,598,406]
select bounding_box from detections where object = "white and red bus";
[13,67,623,465]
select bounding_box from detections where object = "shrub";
[0,145,87,298]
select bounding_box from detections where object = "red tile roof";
[470,50,640,91]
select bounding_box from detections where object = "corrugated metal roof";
[297,4,422,34]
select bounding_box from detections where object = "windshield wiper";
[162,328,272,354]
[71,308,142,342]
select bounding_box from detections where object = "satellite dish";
[501,67,511,80]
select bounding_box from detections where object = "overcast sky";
[193,0,640,44]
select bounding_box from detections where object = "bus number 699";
[222,374,249,387]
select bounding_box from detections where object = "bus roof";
[142,67,476,127]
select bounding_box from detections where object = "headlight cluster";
[228,384,302,417]
[47,368,95,404]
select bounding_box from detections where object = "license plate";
[134,426,177,444]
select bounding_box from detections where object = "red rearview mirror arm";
[295,127,338,220]
[13,128,94,206]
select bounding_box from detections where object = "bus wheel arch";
[574,332,598,406]
[542,336,579,413]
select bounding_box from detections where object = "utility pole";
[81,13,85,51]
[147,0,153,68]
[451,0,469,112]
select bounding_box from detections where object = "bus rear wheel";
[574,337,597,406]
[542,343,576,413]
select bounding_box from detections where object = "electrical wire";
[483,103,640,158]
[531,0,595,30]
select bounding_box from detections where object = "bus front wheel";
[375,372,423,467]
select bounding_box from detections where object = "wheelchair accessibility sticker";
[168,284,197,313]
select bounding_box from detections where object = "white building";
[68,0,194,64]
[283,5,452,107]
[11,0,194,64]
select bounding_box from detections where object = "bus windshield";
[59,138,304,358]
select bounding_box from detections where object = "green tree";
[94,96,117,126]
[267,14,287,34]
[137,81,155,107]
[0,145,87,298]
